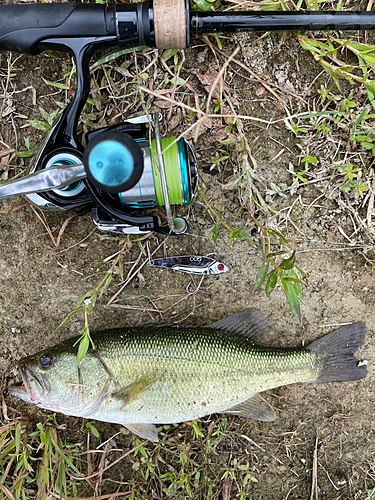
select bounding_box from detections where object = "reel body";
[9,113,198,236]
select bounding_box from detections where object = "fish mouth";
[9,363,50,404]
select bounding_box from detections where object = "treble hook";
[186,274,205,295]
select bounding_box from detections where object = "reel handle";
[0,163,86,199]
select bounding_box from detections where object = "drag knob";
[83,131,144,194]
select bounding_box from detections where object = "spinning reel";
[13,112,197,236]
[1,0,375,235]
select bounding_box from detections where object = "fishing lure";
[147,255,229,275]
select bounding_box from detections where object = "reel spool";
[121,136,194,208]
[85,134,195,210]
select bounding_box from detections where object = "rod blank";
[191,11,375,34]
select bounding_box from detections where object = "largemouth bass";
[10,309,367,442]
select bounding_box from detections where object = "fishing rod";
[0,0,374,236]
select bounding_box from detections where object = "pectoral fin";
[112,372,160,407]
[224,394,276,422]
[125,423,159,442]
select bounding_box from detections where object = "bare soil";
[0,11,374,500]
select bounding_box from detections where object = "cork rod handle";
[153,0,189,49]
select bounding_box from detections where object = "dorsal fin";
[205,308,271,343]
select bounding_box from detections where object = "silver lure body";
[147,255,229,275]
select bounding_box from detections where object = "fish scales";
[10,309,367,442]
[89,327,318,422]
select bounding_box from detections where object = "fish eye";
[39,354,55,370]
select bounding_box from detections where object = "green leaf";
[37,422,46,445]
[56,305,85,330]
[98,274,112,298]
[86,422,100,438]
[279,252,296,271]
[213,33,223,50]
[41,78,69,90]
[281,275,302,324]
[193,0,214,11]
[267,250,288,259]
[348,41,375,52]
[265,269,278,297]
[168,76,187,85]
[302,155,317,165]
[90,46,147,70]
[16,150,36,158]
[253,261,269,292]
[360,53,375,67]
[267,228,289,245]
[28,120,51,131]
[296,265,308,279]
[40,108,59,125]
[138,445,149,458]
[76,334,90,365]
[227,227,254,245]
[296,172,309,183]
[355,135,373,142]
[212,223,219,243]
[228,227,241,240]
[161,49,179,62]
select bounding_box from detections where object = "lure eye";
[39,354,55,370]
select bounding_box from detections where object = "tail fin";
[307,322,367,383]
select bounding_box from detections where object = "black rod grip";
[191,11,375,34]
[0,3,116,54]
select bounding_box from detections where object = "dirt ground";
[0,6,375,499]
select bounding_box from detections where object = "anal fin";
[125,423,159,442]
[224,394,276,422]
